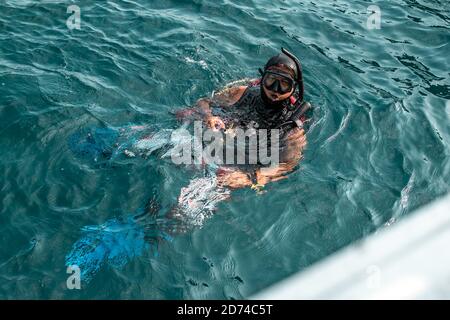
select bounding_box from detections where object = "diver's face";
[262,66,295,102]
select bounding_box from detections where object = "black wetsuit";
[211,85,292,131]
[208,85,299,167]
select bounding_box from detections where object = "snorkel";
[281,47,304,103]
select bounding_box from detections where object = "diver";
[176,47,310,192]
[165,48,311,232]
[66,48,312,282]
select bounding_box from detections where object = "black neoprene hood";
[264,53,298,79]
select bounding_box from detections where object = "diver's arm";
[212,85,248,107]
[176,85,248,123]
[216,128,306,189]
[197,86,247,114]
[196,98,214,117]
[255,128,307,186]
[196,86,248,130]
[217,168,253,189]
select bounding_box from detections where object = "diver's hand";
[217,169,252,189]
[206,116,226,131]
[284,128,307,146]
[256,165,291,186]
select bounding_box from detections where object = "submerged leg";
[65,174,231,283]
[65,190,168,283]
[67,125,175,164]
[160,174,231,236]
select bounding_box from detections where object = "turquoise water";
[1,0,449,299]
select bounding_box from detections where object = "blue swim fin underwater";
[65,195,172,283]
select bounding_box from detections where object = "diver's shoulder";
[235,85,249,97]
[232,85,249,93]
[226,85,249,105]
